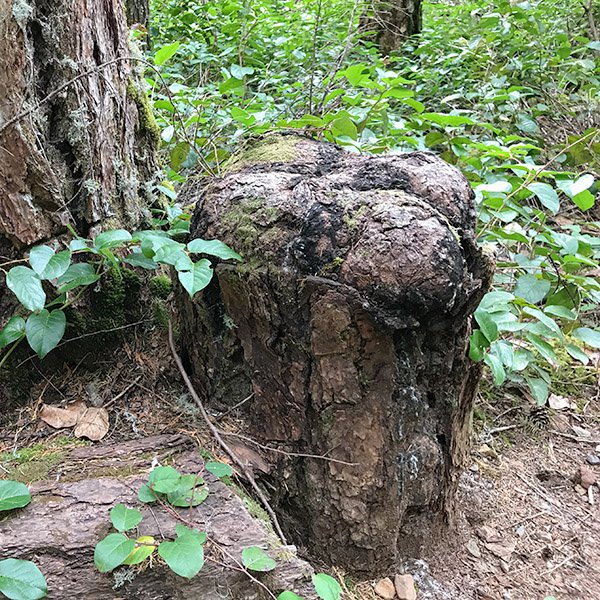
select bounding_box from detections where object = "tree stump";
[178,135,493,574]
[0,434,316,599]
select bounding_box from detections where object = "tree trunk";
[178,135,493,575]
[369,0,422,54]
[0,434,317,599]
[0,0,158,252]
[126,0,149,30]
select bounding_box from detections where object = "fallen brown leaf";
[74,407,109,441]
[40,404,79,429]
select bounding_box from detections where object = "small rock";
[477,525,502,543]
[466,538,482,558]
[574,484,587,495]
[586,454,600,465]
[478,444,497,459]
[515,525,526,537]
[485,540,516,560]
[500,560,510,573]
[394,574,417,600]
[470,463,480,473]
[548,394,571,410]
[572,425,591,438]
[375,577,396,599]
[578,465,597,489]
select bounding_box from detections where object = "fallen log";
[0,434,316,599]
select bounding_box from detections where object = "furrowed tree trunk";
[0,0,158,402]
[0,0,158,252]
[369,0,423,54]
[177,134,493,575]
[126,0,149,30]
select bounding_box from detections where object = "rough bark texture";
[0,434,316,599]
[0,0,158,251]
[126,0,149,28]
[368,0,422,54]
[178,135,493,575]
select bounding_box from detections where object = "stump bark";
[178,135,493,574]
[0,434,316,599]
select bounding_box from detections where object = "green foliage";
[147,0,599,403]
[241,547,277,572]
[0,209,241,364]
[110,504,143,532]
[0,480,30,512]
[0,559,47,600]
[312,573,342,600]
[204,461,234,478]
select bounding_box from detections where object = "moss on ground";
[222,135,301,173]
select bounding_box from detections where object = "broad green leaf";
[572,190,595,211]
[278,593,304,600]
[175,525,207,544]
[29,246,71,280]
[122,536,156,565]
[25,310,66,359]
[155,41,180,66]
[123,251,158,270]
[572,327,600,349]
[469,330,490,362]
[312,573,341,600]
[69,239,89,252]
[565,343,589,365]
[148,466,181,494]
[526,182,560,213]
[6,267,45,312]
[178,260,213,297]
[56,263,100,293]
[526,333,558,367]
[138,484,157,503]
[205,461,233,478]
[187,239,242,261]
[474,310,498,343]
[168,481,209,508]
[331,116,358,140]
[484,352,506,386]
[158,535,204,578]
[516,114,540,135]
[544,305,576,320]
[230,64,254,79]
[0,480,31,511]
[526,377,549,405]
[422,113,475,127]
[522,307,563,339]
[110,504,143,532]
[514,274,550,304]
[241,547,276,572]
[154,245,193,272]
[0,558,47,600]
[94,230,132,250]
[0,317,26,349]
[94,533,136,573]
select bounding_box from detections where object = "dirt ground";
[1,326,598,600]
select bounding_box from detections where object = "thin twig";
[541,554,577,576]
[220,430,358,467]
[104,375,143,409]
[167,320,288,544]
[550,430,600,444]
[215,393,255,421]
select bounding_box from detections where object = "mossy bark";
[178,135,494,574]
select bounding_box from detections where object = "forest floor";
[1,326,599,600]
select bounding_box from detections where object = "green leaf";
[158,535,204,578]
[572,327,600,349]
[526,333,559,367]
[0,317,26,349]
[29,246,71,280]
[230,64,254,79]
[155,41,180,66]
[6,267,45,312]
[137,484,157,503]
[94,230,132,250]
[0,480,31,511]
[312,573,341,600]
[94,533,136,573]
[110,504,143,532]
[167,478,209,508]
[422,112,475,127]
[514,274,550,304]
[122,536,156,566]
[56,263,100,293]
[0,558,47,600]
[187,239,242,261]
[484,352,506,386]
[278,593,304,600]
[526,377,549,405]
[241,547,276,572]
[148,466,181,494]
[205,461,233,478]
[178,259,213,297]
[469,330,490,362]
[154,245,193,271]
[123,251,158,270]
[565,343,589,365]
[515,114,540,135]
[331,116,358,140]
[175,525,207,544]
[572,190,595,211]
[25,310,66,359]
[526,183,560,213]
[474,310,498,343]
